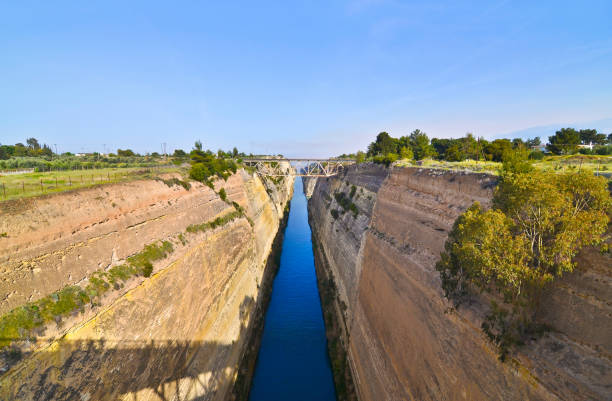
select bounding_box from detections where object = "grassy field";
[0,166,182,202]
[396,155,612,177]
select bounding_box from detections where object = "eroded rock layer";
[306,165,611,401]
[0,169,293,401]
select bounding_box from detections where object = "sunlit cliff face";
[306,165,611,401]
[0,168,294,401]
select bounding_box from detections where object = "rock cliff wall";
[306,164,611,401]
[0,168,293,401]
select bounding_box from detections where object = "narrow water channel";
[248,177,336,401]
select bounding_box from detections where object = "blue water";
[248,177,336,401]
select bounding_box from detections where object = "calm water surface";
[248,177,336,401]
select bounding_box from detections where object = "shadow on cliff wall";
[0,297,256,401]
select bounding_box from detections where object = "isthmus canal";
[248,177,336,401]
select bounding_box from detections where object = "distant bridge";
[242,158,356,177]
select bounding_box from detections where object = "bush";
[334,191,359,218]
[219,188,227,201]
[372,153,398,166]
[528,150,545,160]
[142,262,153,278]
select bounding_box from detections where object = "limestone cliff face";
[0,168,293,401]
[306,164,611,401]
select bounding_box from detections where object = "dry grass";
[394,155,612,178]
[0,167,182,202]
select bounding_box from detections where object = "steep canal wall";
[0,168,293,401]
[306,164,611,401]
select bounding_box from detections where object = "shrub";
[186,210,244,233]
[334,191,359,218]
[528,150,545,160]
[372,153,398,166]
[142,262,153,278]
[331,209,340,219]
[219,188,227,201]
[156,177,191,190]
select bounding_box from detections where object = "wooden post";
[69,176,72,186]
[55,177,58,187]
[22,181,25,193]
[40,179,43,192]
[2,183,5,198]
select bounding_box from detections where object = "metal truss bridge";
[242,158,356,177]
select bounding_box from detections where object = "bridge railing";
[241,158,356,177]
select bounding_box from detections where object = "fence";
[0,169,35,175]
[0,167,174,201]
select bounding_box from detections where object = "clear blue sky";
[1,1,611,157]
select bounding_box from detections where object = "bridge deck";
[242,158,356,162]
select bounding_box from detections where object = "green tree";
[437,167,611,359]
[355,151,366,163]
[26,137,40,150]
[117,149,136,157]
[367,132,398,156]
[431,138,453,159]
[14,143,27,156]
[408,129,435,160]
[578,129,604,145]
[483,139,513,162]
[547,128,580,154]
[444,143,464,162]
[525,137,541,148]
[0,147,8,160]
[399,146,413,160]
[460,133,480,159]
[189,163,211,182]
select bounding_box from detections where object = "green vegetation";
[334,191,359,218]
[126,241,173,274]
[339,127,611,169]
[0,138,53,158]
[372,153,398,166]
[188,141,239,186]
[330,209,340,219]
[0,138,175,171]
[186,210,244,234]
[0,167,182,202]
[0,240,174,351]
[218,188,227,201]
[436,161,611,360]
[156,177,191,191]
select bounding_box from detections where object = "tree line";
[339,128,612,166]
[0,138,54,159]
